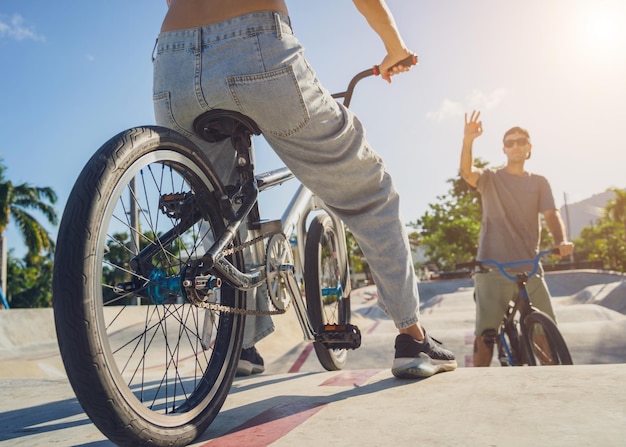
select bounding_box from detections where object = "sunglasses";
[504,137,529,148]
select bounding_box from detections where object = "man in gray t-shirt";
[459,110,574,367]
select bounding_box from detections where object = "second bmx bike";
[457,249,573,367]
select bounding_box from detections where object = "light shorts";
[474,270,556,336]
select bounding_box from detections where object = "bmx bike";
[457,249,573,367]
[52,55,417,446]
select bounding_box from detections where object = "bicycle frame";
[498,274,534,366]
[129,162,350,343]
[244,168,351,341]
[128,55,417,345]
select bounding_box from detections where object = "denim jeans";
[153,11,421,346]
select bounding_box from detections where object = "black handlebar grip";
[373,54,418,76]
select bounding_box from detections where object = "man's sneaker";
[392,331,457,379]
[236,346,265,377]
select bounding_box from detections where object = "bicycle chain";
[222,231,268,257]
[197,300,288,316]
[196,231,290,316]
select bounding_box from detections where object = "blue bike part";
[321,283,343,306]
[321,284,342,297]
[500,332,514,365]
[147,268,182,305]
[480,249,553,281]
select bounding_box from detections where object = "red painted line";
[465,354,474,367]
[361,290,378,302]
[202,401,327,447]
[465,332,474,345]
[366,320,380,334]
[288,343,314,373]
[318,369,382,387]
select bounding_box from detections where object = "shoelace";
[429,334,443,345]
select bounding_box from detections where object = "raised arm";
[460,110,483,188]
[352,0,414,82]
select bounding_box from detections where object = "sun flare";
[577,4,626,59]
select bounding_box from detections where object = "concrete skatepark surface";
[1,269,625,446]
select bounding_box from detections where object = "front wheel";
[304,214,351,371]
[52,126,245,446]
[522,311,573,366]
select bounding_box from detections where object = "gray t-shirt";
[476,168,556,270]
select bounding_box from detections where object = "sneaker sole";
[236,360,265,377]
[391,357,457,379]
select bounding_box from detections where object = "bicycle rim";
[53,127,245,446]
[304,214,350,371]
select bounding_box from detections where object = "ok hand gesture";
[464,110,483,141]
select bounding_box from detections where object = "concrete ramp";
[563,281,626,314]
[0,269,625,446]
[545,269,625,300]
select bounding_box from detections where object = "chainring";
[265,233,295,311]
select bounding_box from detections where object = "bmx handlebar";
[456,248,561,281]
[331,54,418,108]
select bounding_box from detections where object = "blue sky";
[2,1,626,257]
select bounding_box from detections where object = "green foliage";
[409,160,486,271]
[345,227,372,282]
[6,252,53,308]
[0,160,58,260]
[1,159,58,308]
[574,188,626,272]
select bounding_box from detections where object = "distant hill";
[560,190,618,240]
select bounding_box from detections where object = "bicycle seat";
[193,109,261,143]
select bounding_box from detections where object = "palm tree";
[604,188,626,230]
[0,160,58,297]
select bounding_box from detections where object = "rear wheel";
[52,126,245,446]
[304,214,351,371]
[523,311,573,365]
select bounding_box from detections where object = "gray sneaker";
[392,331,457,379]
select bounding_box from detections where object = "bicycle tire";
[522,311,573,366]
[52,126,246,447]
[304,214,351,371]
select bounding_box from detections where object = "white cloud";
[426,98,464,121]
[466,88,508,110]
[427,88,508,121]
[0,14,46,42]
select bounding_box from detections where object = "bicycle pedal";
[159,192,193,218]
[315,324,361,350]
